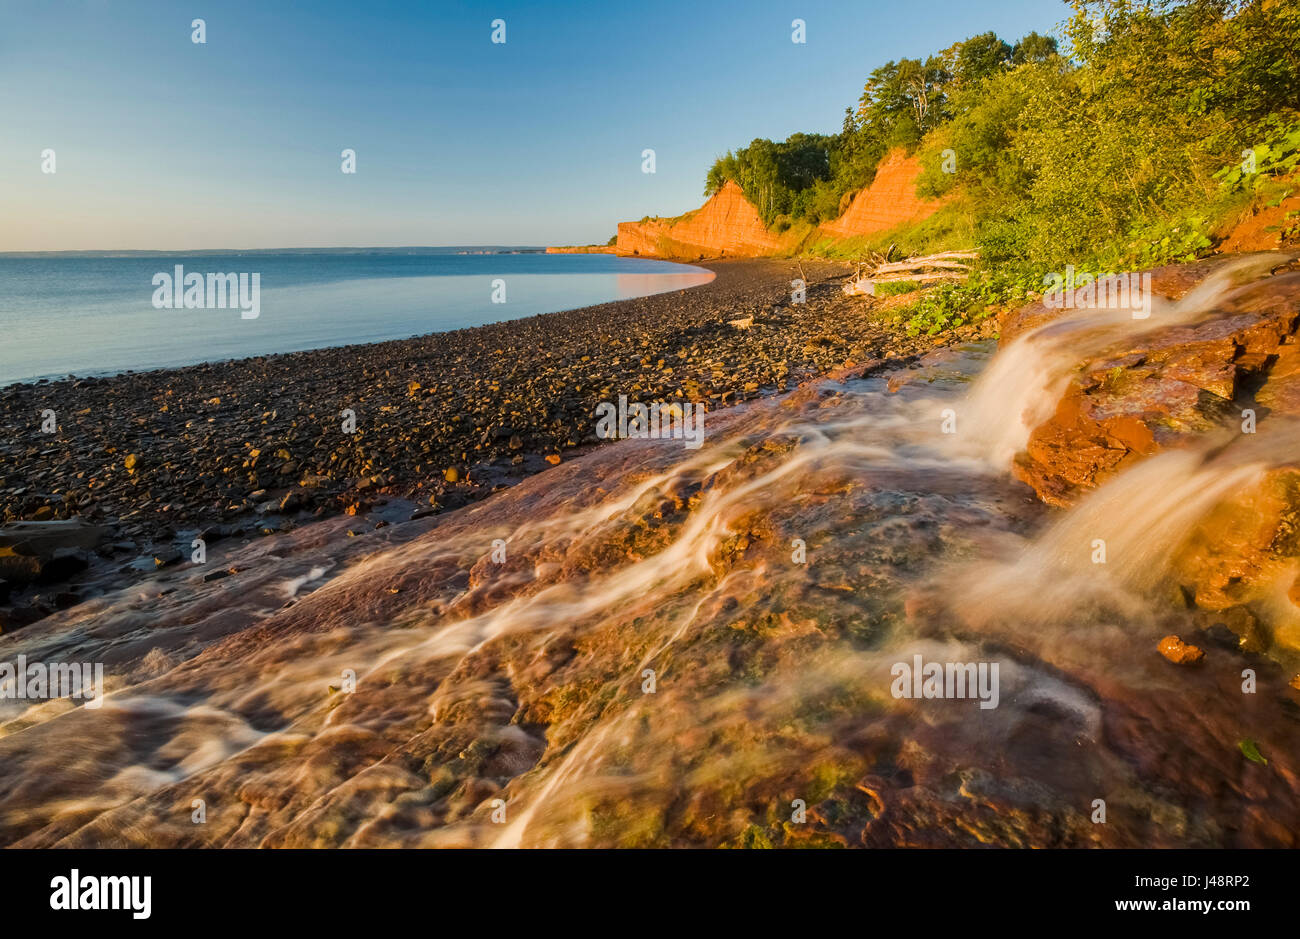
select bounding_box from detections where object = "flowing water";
[2,260,1299,847]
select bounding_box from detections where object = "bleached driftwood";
[871,259,974,274]
[842,250,979,297]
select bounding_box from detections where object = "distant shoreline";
[0,246,549,259]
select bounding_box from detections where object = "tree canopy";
[704,0,1300,271]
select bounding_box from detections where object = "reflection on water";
[614,270,714,299]
[0,255,715,385]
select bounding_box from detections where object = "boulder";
[0,519,111,555]
[0,519,109,586]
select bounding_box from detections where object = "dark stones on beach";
[0,520,106,586]
[0,259,983,611]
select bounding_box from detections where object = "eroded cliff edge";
[549,147,944,260]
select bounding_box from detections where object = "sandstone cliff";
[614,180,786,259]
[553,148,943,260]
[821,150,944,239]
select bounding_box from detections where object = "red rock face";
[1006,259,1300,506]
[1000,255,1300,652]
[597,147,940,259]
[1219,179,1300,254]
[615,181,784,259]
[821,149,944,239]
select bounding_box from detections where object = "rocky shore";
[8,290,1297,848]
[0,259,992,628]
[7,254,1300,848]
[998,252,1300,657]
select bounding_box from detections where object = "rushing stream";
[2,259,1298,847]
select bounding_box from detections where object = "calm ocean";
[0,251,713,386]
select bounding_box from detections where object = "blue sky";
[1,0,1069,250]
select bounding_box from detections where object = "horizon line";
[0,245,557,258]
[0,243,548,253]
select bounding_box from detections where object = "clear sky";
[1,0,1070,251]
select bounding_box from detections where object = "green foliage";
[900,273,1031,337]
[713,0,1300,278]
[1098,214,1215,268]
[915,62,1047,204]
[952,32,1013,88]
[1010,30,1058,65]
[991,0,1300,269]
[874,280,920,297]
[853,1,1300,343]
[902,286,984,337]
[705,27,1046,227]
[1214,122,1300,192]
[858,55,951,139]
[705,133,837,224]
[1238,738,1268,765]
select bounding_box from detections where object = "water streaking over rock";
[961,253,1290,469]
[3,260,1300,848]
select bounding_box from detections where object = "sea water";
[0,251,713,386]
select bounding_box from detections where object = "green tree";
[1010,31,1058,65]
[952,31,1012,87]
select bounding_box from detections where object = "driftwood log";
[843,250,978,297]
